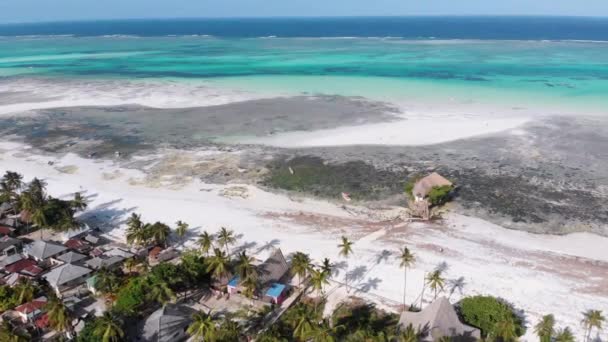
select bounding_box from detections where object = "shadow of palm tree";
[233,241,258,255]
[448,277,466,299]
[359,277,382,293]
[331,260,348,277]
[375,249,392,264]
[255,239,280,254]
[78,199,137,233]
[346,265,367,284]
[435,261,449,273]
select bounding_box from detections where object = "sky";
[1,0,608,23]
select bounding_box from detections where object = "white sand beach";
[1,141,606,341]
[237,115,530,147]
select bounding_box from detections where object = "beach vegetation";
[46,293,74,338]
[175,220,189,245]
[337,236,353,293]
[290,251,312,287]
[187,311,217,341]
[77,311,125,342]
[404,175,422,200]
[197,230,215,256]
[0,285,22,311]
[534,314,555,342]
[397,246,416,311]
[427,185,453,206]
[554,327,576,342]
[426,270,445,300]
[458,295,525,338]
[217,227,236,255]
[0,321,29,342]
[581,309,604,342]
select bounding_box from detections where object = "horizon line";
[4,14,608,26]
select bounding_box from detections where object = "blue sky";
[2,0,608,23]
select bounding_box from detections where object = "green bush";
[114,277,148,316]
[427,185,453,206]
[0,286,20,311]
[403,175,421,200]
[458,296,525,338]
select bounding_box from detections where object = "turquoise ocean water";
[1,18,608,113]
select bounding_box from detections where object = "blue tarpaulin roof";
[265,283,286,298]
[228,276,240,287]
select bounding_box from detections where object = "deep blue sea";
[1,17,608,40]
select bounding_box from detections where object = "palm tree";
[320,258,333,276]
[307,319,342,342]
[28,178,47,201]
[581,309,605,342]
[397,246,416,311]
[207,248,230,283]
[293,306,314,341]
[197,231,214,256]
[398,323,419,342]
[0,321,29,342]
[187,311,217,342]
[426,270,445,300]
[71,192,87,212]
[14,278,35,304]
[534,314,555,342]
[148,222,171,247]
[126,213,148,247]
[493,316,518,342]
[242,276,258,309]
[127,213,143,230]
[92,312,124,342]
[554,327,575,342]
[217,227,236,255]
[236,250,258,282]
[46,294,73,338]
[95,268,121,296]
[146,276,176,305]
[337,236,353,293]
[1,171,23,210]
[31,206,48,239]
[175,220,189,245]
[124,258,138,274]
[290,252,312,287]
[310,268,330,312]
[2,171,23,192]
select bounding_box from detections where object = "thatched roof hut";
[413,172,453,201]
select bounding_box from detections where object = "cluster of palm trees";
[186,310,241,342]
[197,227,237,256]
[0,171,87,234]
[196,227,266,303]
[124,213,172,248]
[535,310,605,342]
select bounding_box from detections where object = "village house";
[141,304,195,342]
[227,248,291,305]
[64,238,92,254]
[43,263,93,295]
[14,296,47,324]
[398,297,480,342]
[4,257,44,279]
[0,224,16,237]
[410,172,453,219]
[56,251,88,265]
[0,235,22,257]
[24,240,68,265]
